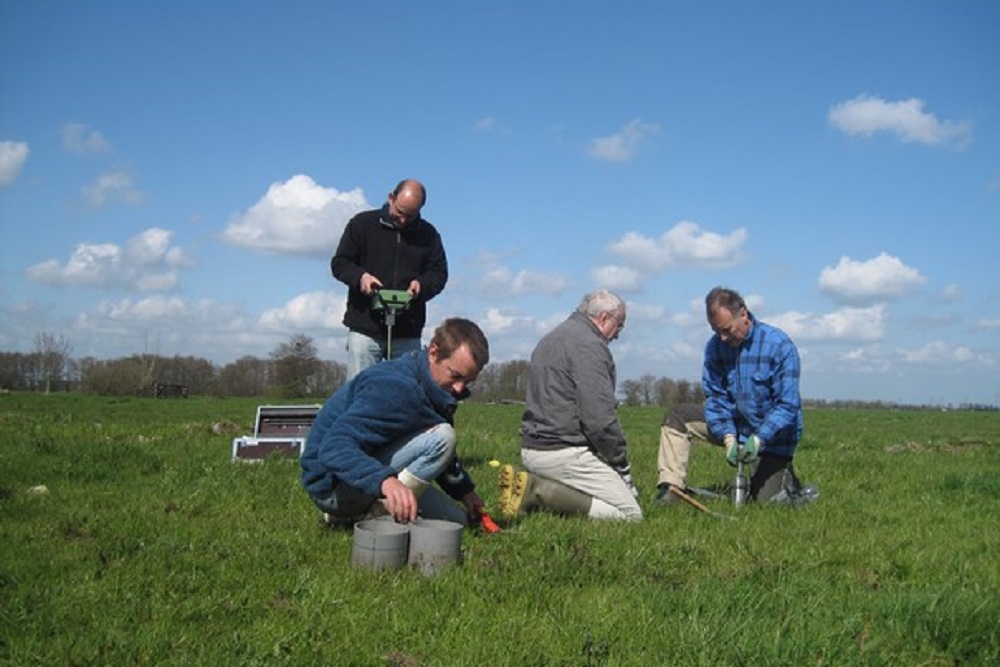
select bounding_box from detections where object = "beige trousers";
[656,420,718,488]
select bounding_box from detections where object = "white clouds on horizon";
[818,252,925,305]
[828,94,972,147]
[900,340,976,364]
[25,227,191,291]
[0,140,29,186]
[587,118,661,162]
[221,174,368,257]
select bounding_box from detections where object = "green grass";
[1,394,998,666]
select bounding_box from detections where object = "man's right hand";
[724,434,739,467]
[380,476,418,522]
[359,272,382,296]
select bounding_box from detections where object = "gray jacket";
[520,312,629,467]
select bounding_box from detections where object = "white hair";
[576,289,624,318]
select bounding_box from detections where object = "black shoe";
[654,483,680,505]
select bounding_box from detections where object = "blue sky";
[1,0,998,406]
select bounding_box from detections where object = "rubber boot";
[498,465,592,518]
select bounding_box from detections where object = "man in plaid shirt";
[655,286,806,505]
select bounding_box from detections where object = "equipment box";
[231,404,321,462]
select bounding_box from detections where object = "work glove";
[725,434,762,466]
[724,434,739,467]
[613,462,640,499]
[741,435,762,463]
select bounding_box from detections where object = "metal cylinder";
[732,471,749,506]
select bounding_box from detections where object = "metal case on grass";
[231,404,320,463]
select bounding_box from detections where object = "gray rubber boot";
[499,465,592,518]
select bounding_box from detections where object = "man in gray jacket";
[498,290,642,521]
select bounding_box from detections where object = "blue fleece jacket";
[300,350,474,499]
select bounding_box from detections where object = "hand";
[407,279,421,298]
[380,476,418,523]
[613,462,639,499]
[724,434,739,467]
[740,435,762,463]
[462,490,486,523]
[360,272,382,296]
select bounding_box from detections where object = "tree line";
[2,332,704,406]
[4,332,994,410]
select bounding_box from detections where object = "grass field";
[1,393,998,666]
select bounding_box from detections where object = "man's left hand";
[462,491,486,523]
[740,435,762,463]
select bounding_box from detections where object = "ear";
[426,342,439,362]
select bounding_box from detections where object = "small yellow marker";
[488,459,501,467]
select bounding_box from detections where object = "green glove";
[740,435,762,463]
[724,434,738,467]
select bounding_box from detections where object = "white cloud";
[835,346,891,373]
[608,221,747,271]
[258,291,345,331]
[82,168,143,208]
[474,116,510,134]
[587,117,660,162]
[0,141,29,186]
[61,122,113,154]
[478,264,567,296]
[818,252,925,304]
[25,227,190,291]
[769,304,887,343]
[939,283,962,303]
[480,307,537,336]
[222,174,368,257]
[591,265,641,292]
[976,318,1000,330]
[828,94,971,147]
[901,340,975,364]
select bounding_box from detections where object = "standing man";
[332,179,448,379]
[655,286,806,505]
[498,289,642,521]
[301,318,489,526]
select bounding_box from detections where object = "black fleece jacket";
[331,206,448,340]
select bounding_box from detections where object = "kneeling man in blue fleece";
[301,318,489,526]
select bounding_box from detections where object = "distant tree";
[620,378,643,406]
[269,334,320,398]
[155,355,217,395]
[78,355,149,395]
[307,359,347,398]
[497,359,530,402]
[0,352,27,390]
[32,333,73,393]
[217,355,271,397]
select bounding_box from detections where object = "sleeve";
[702,338,737,440]
[313,378,414,496]
[331,218,365,290]
[755,336,801,447]
[414,229,448,302]
[576,341,629,467]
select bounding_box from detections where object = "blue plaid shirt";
[702,314,803,458]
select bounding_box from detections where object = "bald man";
[331,179,449,379]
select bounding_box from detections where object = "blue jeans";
[311,423,467,524]
[346,331,423,380]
